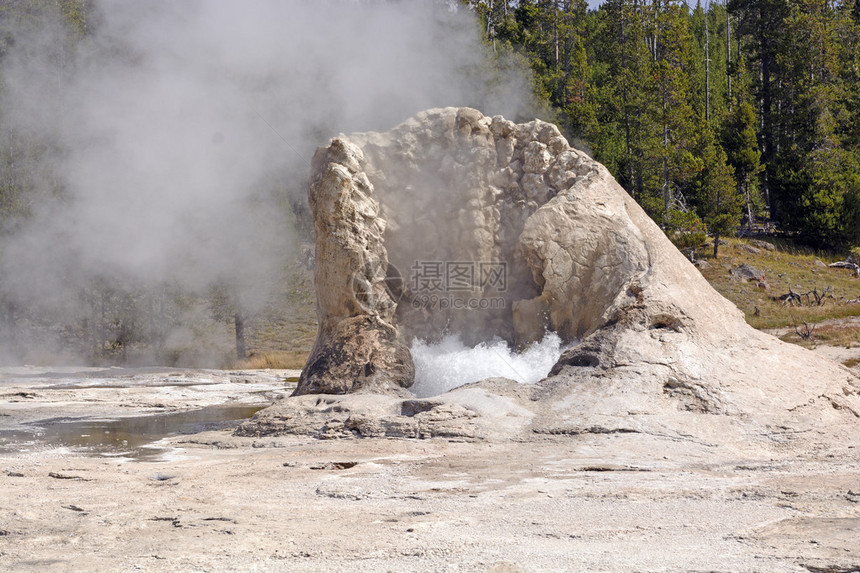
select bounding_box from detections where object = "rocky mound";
[238,108,859,448]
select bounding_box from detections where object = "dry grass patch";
[778,321,860,348]
[231,350,308,370]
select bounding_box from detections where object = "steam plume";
[0,0,534,365]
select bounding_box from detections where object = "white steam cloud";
[0,0,534,364]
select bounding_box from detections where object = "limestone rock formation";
[267,107,860,449]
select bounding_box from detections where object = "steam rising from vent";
[411,333,565,398]
[0,1,535,364]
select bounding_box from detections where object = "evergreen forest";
[466,0,860,253]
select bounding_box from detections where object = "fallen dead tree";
[777,285,833,306]
[791,315,816,340]
[829,260,860,277]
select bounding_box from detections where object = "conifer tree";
[727,0,790,217]
[645,0,699,217]
[721,57,762,229]
[596,0,653,200]
[461,0,860,248]
[693,125,741,257]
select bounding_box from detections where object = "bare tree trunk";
[662,81,670,212]
[741,178,755,231]
[663,121,670,212]
[726,4,732,109]
[754,2,777,220]
[620,0,635,197]
[234,311,246,360]
[705,2,710,122]
[486,0,495,54]
[554,0,560,65]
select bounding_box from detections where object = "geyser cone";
[294,108,590,395]
[288,108,859,454]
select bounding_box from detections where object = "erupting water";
[410,332,566,398]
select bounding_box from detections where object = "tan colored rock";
[287,107,859,452]
[521,173,552,203]
[296,139,413,396]
[296,108,563,395]
[522,141,552,174]
[512,292,552,347]
[518,167,651,340]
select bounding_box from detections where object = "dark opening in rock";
[400,400,444,417]
[566,353,600,368]
[650,314,682,331]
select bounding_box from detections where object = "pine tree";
[728,0,790,219]
[645,0,699,217]
[561,32,598,140]
[769,0,859,245]
[721,57,762,229]
[594,0,654,201]
[690,1,731,122]
[693,125,741,257]
[462,0,860,249]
